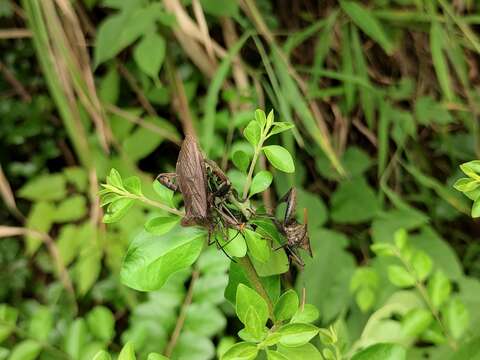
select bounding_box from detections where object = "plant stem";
[164,269,199,357]
[136,195,184,217]
[242,145,261,200]
[238,256,275,321]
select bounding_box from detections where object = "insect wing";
[176,136,208,225]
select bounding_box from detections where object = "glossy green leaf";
[144,216,180,235]
[244,229,270,263]
[277,343,323,360]
[249,171,272,197]
[262,145,295,173]
[266,350,289,360]
[103,198,135,223]
[153,180,175,207]
[244,306,265,341]
[290,304,319,324]
[277,323,319,347]
[147,354,169,360]
[236,284,269,327]
[244,120,262,147]
[93,350,112,360]
[274,290,299,322]
[121,227,204,291]
[268,122,294,137]
[118,342,136,360]
[216,229,247,258]
[401,308,433,337]
[221,342,258,360]
[388,265,415,287]
[351,343,406,360]
[254,109,267,129]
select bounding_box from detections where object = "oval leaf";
[249,171,273,197]
[221,342,258,360]
[277,323,319,347]
[133,32,166,78]
[262,145,295,173]
[121,226,205,291]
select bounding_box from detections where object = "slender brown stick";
[0,29,32,39]
[164,269,200,357]
[0,61,31,102]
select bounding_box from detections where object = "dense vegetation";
[1,0,480,359]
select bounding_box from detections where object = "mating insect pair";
[157,135,313,266]
[156,135,247,258]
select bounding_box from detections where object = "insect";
[274,187,313,267]
[156,136,246,257]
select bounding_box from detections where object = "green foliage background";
[1,0,480,359]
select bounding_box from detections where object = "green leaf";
[145,216,180,235]
[122,116,168,161]
[244,229,270,263]
[65,319,87,359]
[356,288,376,313]
[147,354,169,360]
[216,229,247,258]
[331,177,379,224]
[86,306,115,342]
[171,331,214,360]
[133,32,166,78]
[401,308,433,337]
[262,145,295,173]
[25,201,55,255]
[443,297,469,339]
[340,1,394,54]
[472,197,480,218]
[200,0,238,17]
[453,178,480,193]
[388,265,415,287]
[244,121,262,147]
[124,176,142,196]
[118,342,136,360]
[104,198,135,223]
[460,160,480,179]
[106,168,123,188]
[99,65,120,104]
[277,323,319,347]
[18,173,66,201]
[221,342,258,360]
[64,166,88,192]
[53,195,87,223]
[184,303,226,338]
[427,270,451,309]
[268,122,294,137]
[266,350,289,360]
[411,250,433,281]
[94,5,162,66]
[274,290,299,322]
[73,228,101,296]
[244,307,265,341]
[290,304,319,324]
[430,22,454,101]
[350,267,379,292]
[236,284,269,327]
[93,350,112,360]
[249,171,273,197]
[8,340,41,360]
[296,229,355,323]
[415,96,453,125]
[153,180,175,207]
[233,151,251,173]
[254,109,267,129]
[28,306,52,342]
[121,227,204,291]
[351,343,406,360]
[277,343,322,360]
[0,304,18,343]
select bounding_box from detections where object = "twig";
[0,28,32,39]
[0,61,31,102]
[117,63,158,117]
[164,269,200,357]
[0,165,24,222]
[165,56,197,139]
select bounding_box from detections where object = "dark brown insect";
[156,136,245,257]
[275,187,312,267]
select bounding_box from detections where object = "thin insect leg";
[274,242,289,251]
